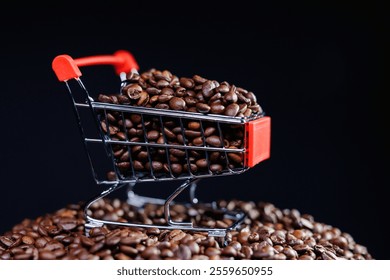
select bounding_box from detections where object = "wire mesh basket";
[52,50,271,238]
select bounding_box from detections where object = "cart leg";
[164,179,195,227]
[189,179,201,205]
[84,183,126,235]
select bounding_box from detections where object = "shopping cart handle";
[52,50,139,82]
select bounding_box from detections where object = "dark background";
[0,2,388,259]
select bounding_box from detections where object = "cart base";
[83,179,247,243]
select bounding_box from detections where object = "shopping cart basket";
[52,50,271,238]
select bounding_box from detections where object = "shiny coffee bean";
[169,97,186,111]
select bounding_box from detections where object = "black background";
[0,2,388,259]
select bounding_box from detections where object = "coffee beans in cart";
[51,50,271,240]
[96,68,264,180]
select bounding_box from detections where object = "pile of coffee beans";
[97,69,264,180]
[0,198,372,260]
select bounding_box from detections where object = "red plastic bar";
[245,116,271,167]
[52,50,139,82]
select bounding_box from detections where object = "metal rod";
[164,179,194,227]
[75,102,263,124]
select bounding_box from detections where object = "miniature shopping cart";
[52,50,271,238]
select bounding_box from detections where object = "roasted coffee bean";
[158,94,173,103]
[133,160,144,171]
[210,103,225,114]
[243,108,252,117]
[169,97,186,110]
[147,130,160,141]
[163,127,176,139]
[237,92,251,104]
[204,126,216,137]
[0,237,13,247]
[210,164,223,173]
[98,94,113,103]
[224,103,240,116]
[196,103,211,113]
[169,149,186,157]
[224,85,238,103]
[145,161,163,172]
[202,80,217,98]
[123,84,143,99]
[209,152,221,162]
[195,158,208,169]
[155,103,170,110]
[22,235,35,245]
[183,96,197,107]
[192,75,207,84]
[227,152,243,164]
[101,121,119,135]
[184,130,201,138]
[179,77,195,89]
[216,84,230,93]
[160,87,174,96]
[137,91,149,106]
[192,137,204,146]
[146,87,161,95]
[206,135,222,147]
[156,79,170,88]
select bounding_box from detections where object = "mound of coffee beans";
[96,69,264,180]
[0,198,372,260]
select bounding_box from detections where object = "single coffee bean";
[202,80,217,98]
[195,158,208,169]
[184,130,201,138]
[98,94,112,103]
[202,127,215,138]
[163,127,176,140]
[184,96,198,106]
[158,94,173,103]
[209,152,221,162]
[170,163,183,175]
[123,84,142,99]
[180,77,195,89]
[0,236,13,247]
[224,103,240,116]
[156,79,170,88]
[169,97,186,111]
[210,103,225,114]
[155,103,170,110]
[216,84,230,93]
[147,130,160,141]
[206,135,222,147]
[137,91,149,106]
[209,92,222,102]
[39,251,56,260]
[21,235,35,245]
[175,87,186,97]
[227,153,243,164]
[117,95,131,104]
[192,75,207,84]
[101,121,119,135]
[210,164,223,173]
[192,137,204,146]
[133,160,144,171]
[161,87,174,95]
[187,121,200,130]
[224,85,238,103]
[146,87,161,95]
[196,103,211,113]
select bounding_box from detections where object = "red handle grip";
[52,50,139,82]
